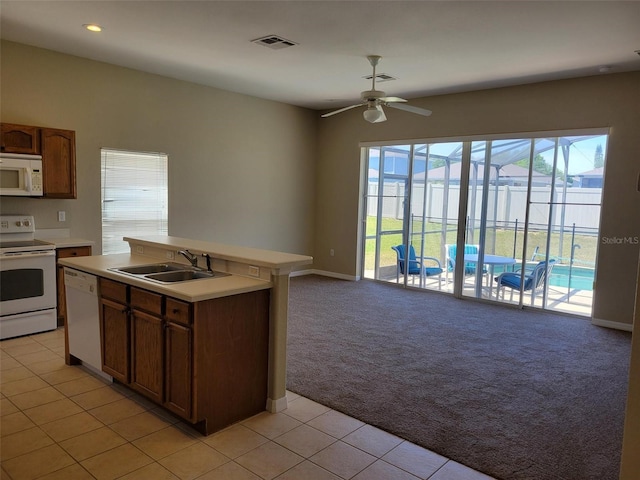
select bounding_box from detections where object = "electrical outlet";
[248,266,260,277]
[136,246,144,254]
[57,211,66,222]
[166,251,175,260]
[330,248,335,256]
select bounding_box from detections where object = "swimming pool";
[491,262,595,291]
[548,264,595,291]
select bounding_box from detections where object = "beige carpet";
[286,275,632,480]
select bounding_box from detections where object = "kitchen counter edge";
[59,253,272,303]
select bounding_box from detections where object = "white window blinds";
[101,148,168,255]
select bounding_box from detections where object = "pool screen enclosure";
[362,129,608,316]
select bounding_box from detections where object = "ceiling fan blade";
[321,103,365,118]
[380,96,407,103]
[386,102,432,117]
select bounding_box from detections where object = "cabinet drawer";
[131,287,163,316]
[166,298,191,326]
[57,246,92,259]
[99,278,128,304]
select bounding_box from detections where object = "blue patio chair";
[494,259,556,305]
[444,244,487,284]
[391,245,443,289]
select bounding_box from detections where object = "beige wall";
[2,40,639,326]
[3,38,640,477]
[620,256,640,479]
[0,40,317,257]
[316,72,640,326]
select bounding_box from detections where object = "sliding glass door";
[361,130,608,316]
[459,134,607,315]
[362,142,462,291]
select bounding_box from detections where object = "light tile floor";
[0,328,495,480]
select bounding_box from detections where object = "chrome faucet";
[178,249,198,268]
[202,253,213,272]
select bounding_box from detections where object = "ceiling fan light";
[363,106,383,123]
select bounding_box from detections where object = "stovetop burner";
[0,215,55,253]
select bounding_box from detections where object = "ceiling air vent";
[363,73,396,82]
[251,35,298,50]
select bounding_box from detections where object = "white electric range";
[0,215,57,339]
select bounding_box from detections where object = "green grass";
[364,216,598,271]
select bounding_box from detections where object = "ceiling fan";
[321,55,432,123]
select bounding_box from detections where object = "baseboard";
[290,269,315,278]
[266,395,288,413]
[290,269,359,281]
[591,317,633,332]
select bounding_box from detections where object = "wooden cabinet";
[99,279,130,383]
[194,290,270,433]
[0,123,76,198]
[41,128,76,198]
[57,246,92,327]
[1,123,40,154]
[165,297,193,419]
[98,279,195,421]
[97,276,269,435]
[130,287,164,403]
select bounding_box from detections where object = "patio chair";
[391,245,443,289]
[494,259,556,305]
[444,244,487,284]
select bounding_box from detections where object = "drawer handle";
[172,308,180,314]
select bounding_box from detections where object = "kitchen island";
[60,236,312,434]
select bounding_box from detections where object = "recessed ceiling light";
[83,24,103,33]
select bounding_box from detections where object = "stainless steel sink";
[113,263,187,275]
[145,270,227,283]
[110,262,230,283]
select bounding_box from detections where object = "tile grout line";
[2,328,494,480]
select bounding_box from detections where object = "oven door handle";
[0,251,56,259]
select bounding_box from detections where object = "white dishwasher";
[64,268,111,380]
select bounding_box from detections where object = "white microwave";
[0,153,44,197]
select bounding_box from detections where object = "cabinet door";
[41,127,76,198]
[1,123,40,154]
[165,321,192,420]
[100,298,130,383]
[130,309,164,403]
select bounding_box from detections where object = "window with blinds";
[101,148,168,255]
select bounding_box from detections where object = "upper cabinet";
[1,124,40,154]
[0,123,77,199]
[41,128,76,199]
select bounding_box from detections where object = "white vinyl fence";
[368,183,602,230]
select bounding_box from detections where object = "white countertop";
[43,238,95,249]
[60,253,272,302]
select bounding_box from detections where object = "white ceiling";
[2,1,639,110]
